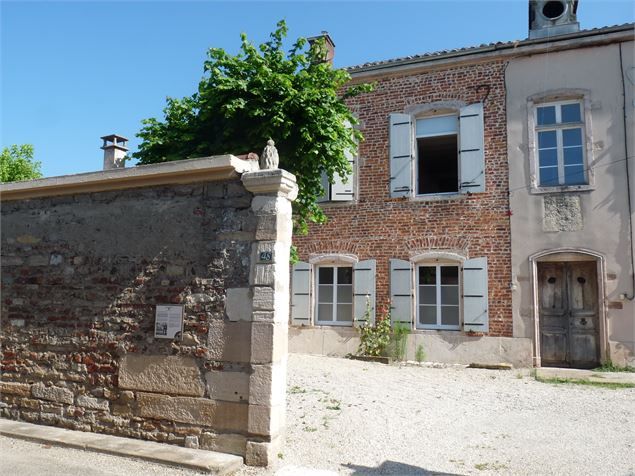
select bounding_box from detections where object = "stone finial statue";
[260,139,279,170]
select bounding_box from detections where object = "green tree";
[134,20,372,233]
[0,144,42,183]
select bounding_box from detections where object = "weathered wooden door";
[538,261,599,368]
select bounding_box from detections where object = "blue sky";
[2,0,633,178]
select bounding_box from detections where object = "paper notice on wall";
[154,305,183,340]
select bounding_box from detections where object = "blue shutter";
[317,172,329,203]
[291,262,311,326]
[389,113,412,198]
[353,260,376,324]
[331,147,355,201]
[390,259,412,326]
[459,103,485,193]
[462,257,489,333]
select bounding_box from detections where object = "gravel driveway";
[2,354,634,476]
[241,354,635,476]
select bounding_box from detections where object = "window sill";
[530,184,595,194]
[314,321,355,327]
[411,193,466,203]
[318,200,356,206]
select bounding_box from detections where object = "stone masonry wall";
[0,168,296,466]
[294,59,513,336]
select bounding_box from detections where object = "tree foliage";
[0,144,42,183]
[134,20,372,233]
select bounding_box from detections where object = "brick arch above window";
[309,253,358,265]
[404,100,467,117]
[410,251,467,264]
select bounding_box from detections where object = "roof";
[347,23,634,75]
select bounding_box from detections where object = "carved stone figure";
[260,139,279,170]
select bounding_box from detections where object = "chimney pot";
[101,133,128,170]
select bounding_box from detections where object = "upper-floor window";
[389,102,485,199]
[415,115,459,195]
[535,101,586,187]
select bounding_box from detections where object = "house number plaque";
[259,251,273,262]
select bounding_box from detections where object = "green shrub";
[415,344,426,363]
[387,321,410,361]
[357,302,391,357]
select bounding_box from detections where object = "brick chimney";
[307,31,335,64]
[101,134,128,170]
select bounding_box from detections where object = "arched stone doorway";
[530,249,608,368]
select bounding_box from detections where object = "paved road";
[0,435,204,476]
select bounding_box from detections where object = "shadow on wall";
[343,461,461,475]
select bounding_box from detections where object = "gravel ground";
[2,354,634,476]
[240,354,635,476]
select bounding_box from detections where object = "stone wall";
[0,158,296,466]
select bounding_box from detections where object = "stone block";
[200,432,247,456]
[1,256,23,266]
[252,287,274,311]
[118,355,205,397]
[31,383,74,404]
[543,195,583,232]
[226,288,253,322]
[184,435,199,449]
[16,234,41,244]
[245,436,282,467]
[247,403,285,437]
[249,358,287,406]
[205,370,249,402]
[137,393,248,432]
[254,215,277,241]
[252,311,275,322]
[250,322,287,364]
[252,264,275,286]
[27,255,49,266]
[76,394,109,411]
[207,321,252,363]
[0,382,31,397]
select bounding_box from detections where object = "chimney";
[529,1,579,39]
[307,31,335,64]
[101,134,128,170]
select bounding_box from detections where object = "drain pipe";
[618,42,635,301]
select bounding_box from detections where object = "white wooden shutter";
[331,147,355,201]
[390,259,412,326]
[462,257,489,333]
[459,103,485,194]
[291,262,311,326]
[389,113,412,198]
[317,171,330,203]
[353,260,376,324]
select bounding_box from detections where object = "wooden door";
[538,261,599,368]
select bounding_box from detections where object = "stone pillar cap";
[241,169,298,200]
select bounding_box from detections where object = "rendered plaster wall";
[507,41,635,365]
[0,163,296,466]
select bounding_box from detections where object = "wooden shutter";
[353,260,376,324]
[462,257,489,333]
[390,259,412,326]
[331,147,355,201]
[459,103,485,194]
[317,172,330,203]
[389,113,412,198]
[291,262,311,326]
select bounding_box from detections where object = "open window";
[389,103,485,198]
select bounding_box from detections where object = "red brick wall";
[293,59,513,337]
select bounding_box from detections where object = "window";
[291,259,376,327]
[415,115,459,194]
[535,101,586,186]
[389,102,485,198]
[417,264,460,330]
[390,256,489,333]
[315,265,353,325]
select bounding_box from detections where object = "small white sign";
[154,305,184,340]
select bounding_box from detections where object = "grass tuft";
[535,375,635,389]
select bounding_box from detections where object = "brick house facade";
[289,7,634,367]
